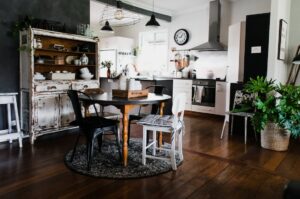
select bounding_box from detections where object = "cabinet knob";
[47,86,57,90]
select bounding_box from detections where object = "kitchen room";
[0,0,300,198]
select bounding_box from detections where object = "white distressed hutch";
[19,28,99,144]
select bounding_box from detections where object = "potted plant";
[244,76,300,151]
[101,61,113,78]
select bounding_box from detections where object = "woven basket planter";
[261,122,291,151]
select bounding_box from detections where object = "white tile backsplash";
[190,51,228,79]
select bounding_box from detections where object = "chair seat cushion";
[70,116,118,129]
[137,114,177,128]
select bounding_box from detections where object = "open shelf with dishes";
[32,34,98,81]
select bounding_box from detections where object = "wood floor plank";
[0,114,298,198]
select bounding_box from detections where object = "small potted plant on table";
[244,76,300,151]
[101,61,113,78]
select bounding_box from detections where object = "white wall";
[114,1,228,76]
[90,0,272,78]
[230,0,271,25]
[267,0,291,83]
[288,0,300,84]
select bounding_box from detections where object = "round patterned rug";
[64,138,181,179]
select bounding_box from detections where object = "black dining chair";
[127,85,166,145]
[67,90,122,170]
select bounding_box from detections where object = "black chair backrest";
[146,85,166,95]
[67,90,84,123]
[146,85,166,114]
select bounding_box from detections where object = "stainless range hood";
[190,0,226,51]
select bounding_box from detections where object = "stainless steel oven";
[192,79,216,107]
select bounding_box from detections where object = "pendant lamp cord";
[152,0,154,13]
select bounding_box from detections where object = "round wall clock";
[174,29,189,45]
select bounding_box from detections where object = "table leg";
[159,102,165,147]
[121,105,130,167]
[83,104,91,117]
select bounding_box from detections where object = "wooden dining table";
[79,92,171,166]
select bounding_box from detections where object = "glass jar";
[36,38,42,49]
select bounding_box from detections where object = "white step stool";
[0,93,23,148]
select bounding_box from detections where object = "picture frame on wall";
[277,19,288,60]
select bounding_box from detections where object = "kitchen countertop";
[100,77,226,82]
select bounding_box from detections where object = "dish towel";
[195,86,204,103]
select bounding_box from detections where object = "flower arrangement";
[101,61,113,69]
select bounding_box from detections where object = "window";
[137,30,168,75]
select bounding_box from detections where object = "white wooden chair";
[137,93,186,170]
[220,90,254,144]
[0,93,23,148]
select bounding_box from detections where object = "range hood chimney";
[190,0,226,51]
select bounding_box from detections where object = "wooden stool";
[0,93,23,148]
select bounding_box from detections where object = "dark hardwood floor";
[0,114,299,199]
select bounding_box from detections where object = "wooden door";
[60,94,75,127]
[33,95,59,132]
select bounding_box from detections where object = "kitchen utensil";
[36,57,44,64]
[74,59,81,66]
[80,73,94,80]
[191,69,197,79]
[207,70,214,79]
[54,56,65,65]
[47,73,76,80]
[65,56,78,65]
[36,38,42,49]
[80,53,89,65]
[80,67,90,74]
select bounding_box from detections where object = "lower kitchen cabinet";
[60,93,75,127]
[173,79,192,111]
[215,81,227,115]
[33,94,60,132]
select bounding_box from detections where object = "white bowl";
[80,67,89,74]
[80,74,94,80]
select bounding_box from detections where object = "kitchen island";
[99,77,226,116]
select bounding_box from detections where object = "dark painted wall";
[0,0,90,128]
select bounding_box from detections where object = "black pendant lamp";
[101,21,113,32]
[100,0,113,32]
[146,0,160,27]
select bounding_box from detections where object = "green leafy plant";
[101,61,113,69]
[3,15,34,38]
[244,76,300,137]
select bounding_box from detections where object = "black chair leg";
[86,141,91,170]
[88,138,95,170]
[86,131,94,171]
[97,134,103,152]
[114,126,122,161]
[70,131,81,162]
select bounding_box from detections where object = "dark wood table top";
[79,92,171,106]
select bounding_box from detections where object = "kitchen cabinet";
[244,13,270,82]
[191,105,215,114]
[19,28,99,144]
[173,79,192,111]
[33,94,60,132]
[60,93,75,127]
[227,22,245,83]
[215,81,226,115]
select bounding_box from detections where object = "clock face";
[174,29,189,45]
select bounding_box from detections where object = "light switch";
[251,46,262,54]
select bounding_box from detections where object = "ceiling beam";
[95,0,172,22]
